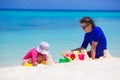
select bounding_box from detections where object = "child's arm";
[32,50,38,66]
[71,47,85,52]
[33,62,38,66]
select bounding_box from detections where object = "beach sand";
[0,57,120,80]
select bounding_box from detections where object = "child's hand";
[27,58,33,64]
[33,62,38,66]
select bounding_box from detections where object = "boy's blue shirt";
[81,27,107,58]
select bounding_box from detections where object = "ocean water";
[0,10,120,67]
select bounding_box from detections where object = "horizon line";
[0,8,120,12]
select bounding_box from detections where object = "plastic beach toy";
[78,54,85,60]
[70,53,76,60]
[59,57,72,63]
[24,62,33,67]
[42,60,46,64]
[59,50,85,63]
[59,58,66,63]
[61,52,70,58]
[66,57,72,62]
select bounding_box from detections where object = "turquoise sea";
[0,10,120,67]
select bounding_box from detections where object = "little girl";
[22,42,50,66]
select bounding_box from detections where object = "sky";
[0,0,120,10]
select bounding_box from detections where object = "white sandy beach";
[0,57,120,80]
